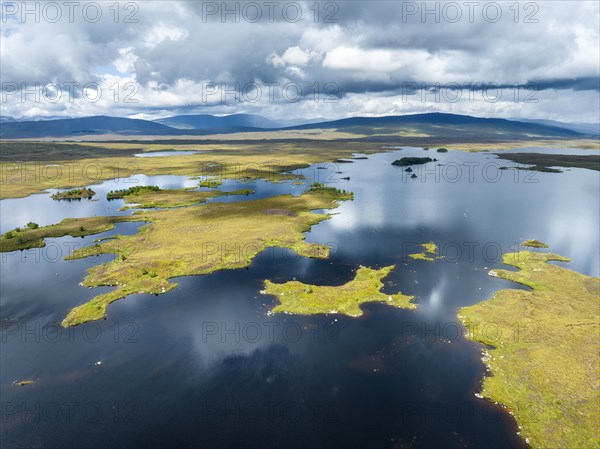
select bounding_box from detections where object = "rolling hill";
[0,116,179,139]
[0,112,587,140]
[155,113,283,130]
[283,113,584,139]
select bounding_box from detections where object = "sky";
[1,0,599,123]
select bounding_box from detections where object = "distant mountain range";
[0,116,180,139]
[0,112,594,139]
[283,113,587,137]
[517,119,600,136]
[155,113,320,130]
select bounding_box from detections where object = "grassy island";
[459,246,600,449]
[106,185,253,209]
[263,265,415,316]
[521,239,549,248]
[308,182,353,200]
[58,187,353,327]
[409,242,439,261]
[51,188,96,200]
[199,179,223,188]
[391,157,436,167]
[0,217,131,252]
[106,185,161,199]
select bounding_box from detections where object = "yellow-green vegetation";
[263,265,415,316]
[199,179,223,188]
[0,140,380,199]
[440,138,599,152]
[60,188,352,327]
[106,185,161,199]
[13,380,34,386]
[495,153,600,172]
[2,138,596,199]
[51,188,95,200]
[409,242,439,261]
[308,182,353,200]
[108,185,253,209]
[459,247,600,449]
[0,216,133,252]
[522,239,549,248]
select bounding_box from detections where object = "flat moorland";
[459,248,600,449]
[52,186,353,327]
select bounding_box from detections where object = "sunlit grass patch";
[263,265,415,316]
[113,186,254,209]
[522,239,549,248]
[459,246,600,449]
[0,216,133,252]
[408,242,439,261]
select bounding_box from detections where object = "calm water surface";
[1,147,598,448]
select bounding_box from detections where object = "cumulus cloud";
[0,0,598,122]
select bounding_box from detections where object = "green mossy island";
[521,239,549,248]
[459,246,600,449]
[51,188,96,200]
[0,217,130,252]
[199,179,223,188]
[409,242,439,261]
[308,182,353,200]
[262,265,415,316]
[106,185,161,199]
[391,157,436,167]
[58,187,353,327]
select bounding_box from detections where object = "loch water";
[1,147,598,448]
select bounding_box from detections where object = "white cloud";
[143,24,188,49]
[267,46,319,68]
[323,47,405,71]
[1,1,598,122]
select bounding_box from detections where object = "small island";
[409,242,439,261]
[308,182,353,200]
[436,148,448,153]
[0,218,128,252]
[262,265,415,316]
[522,239,549,248]
[199,179,223,188]
[51,188,95,200]
[391,157,436,167]
[106,185,160,200]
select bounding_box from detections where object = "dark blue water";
[1,148,598,448]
